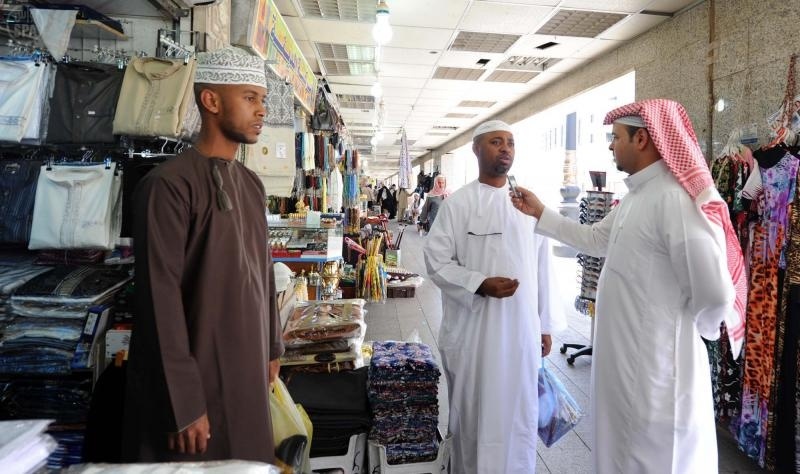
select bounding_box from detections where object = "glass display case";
[268,214,343,262]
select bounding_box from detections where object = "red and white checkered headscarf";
[604,99,747,358]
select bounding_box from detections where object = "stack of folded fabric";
[0,419,57,474]
[1,265,131,374]
[286,367,371,457]
[281,299,366,375]
[368,341,441,465]
[0,260,53,323]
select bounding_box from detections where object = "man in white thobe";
[423,120,564,474]
[511,99,747,474]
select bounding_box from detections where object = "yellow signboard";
[264,0,318,114]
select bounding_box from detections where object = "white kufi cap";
[472,120,513,140]
[613,115,646,128]
[195,46,267,89]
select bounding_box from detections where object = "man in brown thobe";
[123,47,284,463]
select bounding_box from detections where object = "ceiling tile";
[645,0,700,13]
[322,59,375,75]
[506,34,594,58]
[437,50,505,69]
[559,0,651,13]
[597,13,668,41]
[378,62,434,79]
[459,3,552,35]
[380,47,441,65]
[389,0,470,29]
[445,113,478,118]
[337,94,375,109]
[380,77,427,88]
[297,0,376,22]
[572,38,623,58]
[432,66,485,81]
[316,42,375,61]
[485,70,539,83]
[476,0,559,5]
[422,79,475,92]
[381,87,423,98]
[535,9,627,38]
[387,25,454,50]
[449,31,521,54]
[299,18,374,44]
[498,55,561,71]
[458,100,497,108]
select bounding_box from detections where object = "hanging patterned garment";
[709,154,753,424]
[737,152,798,468]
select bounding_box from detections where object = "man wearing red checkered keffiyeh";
[511,99,742,474]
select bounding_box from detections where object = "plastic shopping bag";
[270,378,313,473]
[538,361,584,447]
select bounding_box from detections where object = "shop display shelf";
[367,429,451,474]
[310,432,367,474]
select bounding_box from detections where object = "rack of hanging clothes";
[709,131,800,472]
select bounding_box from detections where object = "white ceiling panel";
[381,87,423,98]
[538,57,586,73]
[389,0,470,29]
[642,0,699,13]
[572,38,624,58]
[423,79,480,91]
[378,62,435,79]
[380,47,441,65]
[437,50,505,69]
[558,0,652,13]
[460,3,553,35]
[506,34,594,58]
[597,13,669,40]
[378,76,428,88]
[386,25,455,50]
[476,0,560,5]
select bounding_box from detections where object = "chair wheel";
[567,356,576,365]
[560,345,568,354]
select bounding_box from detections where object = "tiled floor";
[363,222,771,473]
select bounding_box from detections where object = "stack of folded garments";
[0,419,57,474]
[0,378,92,424]
[0,260,53,323]
[47,430,86,470]
[368,341,441,465]
[1,265,131,374]
[286,367,371,457]
[281,299,366,375]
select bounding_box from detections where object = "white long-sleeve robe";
[423,179,564,474]
[536,160,734,474]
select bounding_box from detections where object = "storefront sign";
[231,0,318,113]
[264,0,318,114]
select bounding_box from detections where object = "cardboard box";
[104,329,131,367]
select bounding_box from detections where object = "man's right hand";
[168,413,210,455]
[510,186,545,219]
[477,277,519,298]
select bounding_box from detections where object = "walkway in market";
[363,222,769,474]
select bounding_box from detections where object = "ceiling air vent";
[449,31,520,54]
[298,0,376,22]
[535,9,626,38]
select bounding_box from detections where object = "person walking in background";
[396,187,409,222]
[418,175,448,234]
[510,99,746,474]
[423,120,564,473]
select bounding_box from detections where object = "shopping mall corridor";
[362,221,769,474]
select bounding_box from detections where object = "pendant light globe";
[372,1,393,45]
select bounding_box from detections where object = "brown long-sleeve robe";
[122,148,284,463]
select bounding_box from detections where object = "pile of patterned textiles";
[368,341,441,464]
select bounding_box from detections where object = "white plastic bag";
[538,361,584,447]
